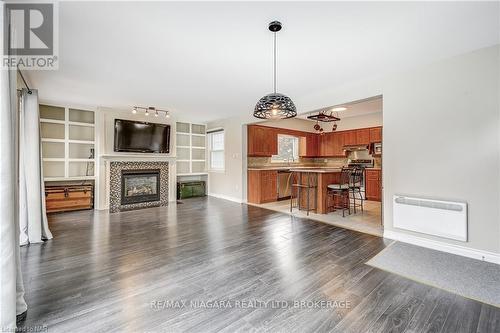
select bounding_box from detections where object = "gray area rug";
[367,242,500,307]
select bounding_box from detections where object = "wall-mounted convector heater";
[393,195,467,242]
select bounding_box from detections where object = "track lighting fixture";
[131,106,171,118]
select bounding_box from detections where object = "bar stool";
[290,171,317,216]
[326,167,351,217]
[349,167,364,213]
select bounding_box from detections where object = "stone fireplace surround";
[109,161,169,213]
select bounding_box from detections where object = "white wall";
[96,108,177,209]
[258,118,317,132]
[206,117,246,202]
[382,45,500,255]
[208,44,500,258]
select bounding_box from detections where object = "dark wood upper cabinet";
[343,130,357,146]
[248,125,382,158]
[248,125,277,156]
[356,128,370,145]
[369,127,382,143]
[331,132,345,156]
[300,133,318,157]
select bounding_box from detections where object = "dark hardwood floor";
[19,197,500,332]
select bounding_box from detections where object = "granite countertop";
[248,166,342,172]
[289,168,342,173]
[248,166,381,172]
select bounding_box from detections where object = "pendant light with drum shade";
[254,21,297,119]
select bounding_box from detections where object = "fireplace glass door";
[121,169,161,205]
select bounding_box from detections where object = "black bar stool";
[326,167,351,217]
[349,167,364,213]
[290,171,317,216]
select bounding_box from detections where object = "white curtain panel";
[19,90,53,245]
[0,5,28,326]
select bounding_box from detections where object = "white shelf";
[177,173,208,176]
[68,158,95,162]
[176,122,206,175]
[44,176,95,181]
[68,139,95,144]
[43,158,65,162]
[40,105,96,181]
[40,118,65,124]
[68,121,95,127]
[42,138,65,143]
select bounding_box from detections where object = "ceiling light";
[132,106,170,118]
[254,21,297,119]
[331,106,347,112]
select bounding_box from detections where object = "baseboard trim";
[208,193,244,204]
[384,230,500,265]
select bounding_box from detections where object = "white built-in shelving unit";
[40,104,96,181]
[176,122,207,176]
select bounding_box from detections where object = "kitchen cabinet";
[343,130,357,146]
[369,127,382,143]
[356,128,370,145]
[331,132,345,156]
[299,133,318,157]
[247,170,278,204]
[319,132,345,157]
[248,125,277,156]
[365,169,381,201]
[319,134,332,156]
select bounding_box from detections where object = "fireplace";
[109,161,169,213]
[121,169,160,205]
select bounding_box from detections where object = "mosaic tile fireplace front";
[109,161,169,213]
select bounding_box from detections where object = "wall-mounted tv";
[114,119,170,153]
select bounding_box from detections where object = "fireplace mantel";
[100,154,176,161]
[97,154,177,211]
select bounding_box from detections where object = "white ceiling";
[301,96,383,120]
[27,1,500,123]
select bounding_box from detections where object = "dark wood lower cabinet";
[247,170,278,204]
[365,169,381,201]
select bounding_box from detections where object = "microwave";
[373,143,382,155]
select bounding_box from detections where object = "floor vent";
[393,195,467,241]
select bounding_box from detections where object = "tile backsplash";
[248,157,348,168]
[248,156,381,168]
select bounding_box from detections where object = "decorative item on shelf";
[254,21,297,119]
[132,106,170,118]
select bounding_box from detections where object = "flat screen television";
[114,119,170,153]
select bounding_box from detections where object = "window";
[208,130,224,171]
[271,134,299,162]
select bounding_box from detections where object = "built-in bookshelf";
[40,105,96,181]
[176,122,207,176]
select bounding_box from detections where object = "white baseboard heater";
[393,195,467,241]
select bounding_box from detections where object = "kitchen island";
[289,168,342,214]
